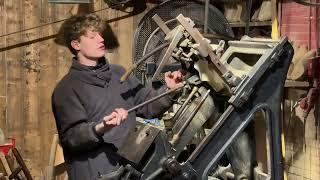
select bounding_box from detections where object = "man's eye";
[88,32,100,39]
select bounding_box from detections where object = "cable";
[0,3,131,39]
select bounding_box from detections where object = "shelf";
[229,21,272,27]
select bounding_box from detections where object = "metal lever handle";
[127,83,184,113]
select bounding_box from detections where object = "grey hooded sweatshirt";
[52,58,174,180]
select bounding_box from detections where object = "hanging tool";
[300,56,320,141]
[299,87,317,150]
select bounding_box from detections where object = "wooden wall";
[0,0,145,178]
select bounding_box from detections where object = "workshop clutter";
[224,1,246,22]
[0,129,32,180]
[224,0,272,23]
[287,41,317,81]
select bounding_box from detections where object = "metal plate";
[118,121,160,164]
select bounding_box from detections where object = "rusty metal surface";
[118,121,160,164]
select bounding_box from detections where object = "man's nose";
[97,33,104,42]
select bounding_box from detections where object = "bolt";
[182,172,189,179]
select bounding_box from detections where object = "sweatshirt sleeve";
[52,87,102,154]
[127,75,176,119]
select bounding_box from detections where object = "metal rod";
[121,43,169,81]
[204,0,209,34]
[172,86,199,126]
[171,89,210,146]
[151,27,184,82]
[152,14,170,34]
[127,84,184,113]
[144,168,164,180]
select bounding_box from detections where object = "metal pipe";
[144,168,164,180]
[127,83,184,113]
[171,89,210,146]
[121,43,169,81]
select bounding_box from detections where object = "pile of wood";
[287,42,316,80]
[224,0,272,23]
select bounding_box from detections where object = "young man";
[52,14,183,180]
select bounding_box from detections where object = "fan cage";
[132,0,234,83]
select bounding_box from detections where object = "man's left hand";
[164,70,184,89]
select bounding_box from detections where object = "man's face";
[72,27,105,60]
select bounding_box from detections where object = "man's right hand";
[94,108,128,135]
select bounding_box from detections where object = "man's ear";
[71,40,80,50]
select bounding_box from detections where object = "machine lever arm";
[127,83,184,113]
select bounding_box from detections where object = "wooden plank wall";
[0,0,143,178]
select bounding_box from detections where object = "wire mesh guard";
[132,0,234,84]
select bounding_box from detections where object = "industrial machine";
[100,0,294,179]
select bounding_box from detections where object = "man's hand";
[164,70,184,89]
[95,108,128,135]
